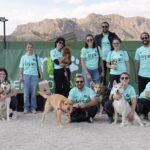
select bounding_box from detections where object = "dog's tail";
[38,92,49,99]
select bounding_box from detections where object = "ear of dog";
[113,80,117,86]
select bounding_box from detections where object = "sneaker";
[31,110,36,114]
[87,117,93,123]
[12,111,17,120]
[24,110,29,114]
[108,117,114,123]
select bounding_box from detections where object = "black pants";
[10,96,17,111]
[71,105,98,122]
[54,68,71,97]
[103,60,109,85]
[104,99,144,118]
[137,98,150,115]
[108,74,121,89]
[138,76,150,95]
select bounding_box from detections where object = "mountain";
[6,13,150,41]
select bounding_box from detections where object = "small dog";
[59,47,71,66]
[39,92,73,128]
[112,81,144,126]
[90,81,106,116]
[0,80,11,121]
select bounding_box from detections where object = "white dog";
[111,81,144,126]
[0,80,11,121]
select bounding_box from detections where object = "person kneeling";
[68,74,98,123]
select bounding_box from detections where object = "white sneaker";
[12,111,17,120]
[31,110,36,114]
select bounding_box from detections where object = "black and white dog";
[0,80,11,120]
[111,81,144,126]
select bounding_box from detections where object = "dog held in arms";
[39,92,73,128]
[111,81,144,126]
[0,80,11,120]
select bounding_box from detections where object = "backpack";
[47,56,54,75]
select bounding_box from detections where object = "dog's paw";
[112,121,117,125]
[58,124,63,128]
[120,122,125,127]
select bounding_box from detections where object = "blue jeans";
[82,68,100,87]
[23,75,38,111]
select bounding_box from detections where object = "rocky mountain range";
[5,13,150,41]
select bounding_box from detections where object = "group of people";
[0,21,150,123]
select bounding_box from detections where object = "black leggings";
[10,96,17,111]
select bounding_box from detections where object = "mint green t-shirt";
[50,48,63,69]
[139,82,150,99]
[19,54,41,75]
[101,34,111,60]
[106,50,129,75]
[111,85,136,102]
[68,87,96,104]
[80,46,102,70]
[135,46,150,77]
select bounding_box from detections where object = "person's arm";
[39,67,43,80]
[145,91,150,99]
[125,61,130,75]
[135,60,140,83]
[128,98,137,121]
[106,62,117,70]
[19,68,23,81]
[79,97,97,108]
[100,59,105,76]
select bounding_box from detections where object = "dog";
[0,80,11,121]
[111,81,144,126]
[39,92,73,128]
[59,47,71,66]
[90,81,106,116]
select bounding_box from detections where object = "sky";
[0,0,150,35]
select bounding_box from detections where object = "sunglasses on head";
[141,36,149,40]
[86,38,93,42]
[102,26,108,28]
[76,80,84,83]
[120,77,129,80]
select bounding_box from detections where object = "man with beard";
[135,32,150,94]
[95,21,120,85]
[68,74,98,123]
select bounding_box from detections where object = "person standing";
[95,21,120,85]
[106,38,130,89]
[50,37,71,97]
[81,34,104,87]
[19,43,42,114]
[135,32,150,94]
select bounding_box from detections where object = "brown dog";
[59,47,71,66]
[39,92,73,128]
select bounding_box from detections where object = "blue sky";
[0,0,150,35]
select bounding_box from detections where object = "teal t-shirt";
[80,46,102,70]
[111,84,136,102]
[135,46,150,77]
[139,82,150,99]
[106,50,129,75]
[50,48,63,69]
[19,54,41,75]
[101,34,111,60]
[68,86,96,104]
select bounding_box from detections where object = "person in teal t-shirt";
[68,74,98,122]
[81,34,104,87]
[106,38,130,89]
[138,82,150,120]
[135,32,150,94]
[19,42,42,114]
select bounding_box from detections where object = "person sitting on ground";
[68,74,98,123]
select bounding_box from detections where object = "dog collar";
[57,107,66,113]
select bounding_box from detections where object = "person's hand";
[113,94,122,100]
[20,75,24,82]
[0,87,4,94]
[127,111,134,122]
[86,73,92,81]
[79,103,86,109]
[111,65,117,70]
[101,71,105,77]
[73,103,80,108]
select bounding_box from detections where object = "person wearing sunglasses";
[106,38,130,89]
[135,32,150,94]
[68,74,98,122]
[50,37,71,97]
[0,68,18,120]
[81,34,104,87]
[95,21,120,85]
[104,72,138,123]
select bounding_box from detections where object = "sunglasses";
[76,80,84,83]
[141,37,149,40]
[102,26,109,28]
[86,39,93,42]
[58,41,64,45]
[120,77,129,80]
